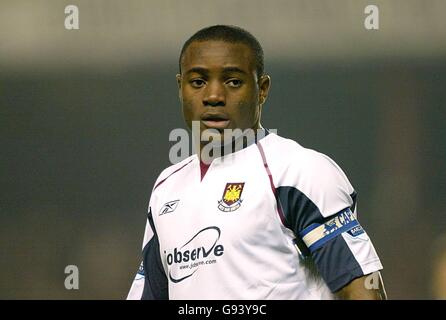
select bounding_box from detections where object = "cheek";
[238,89,260,117]
[235,100,259,125]
[181,89,200,112]
[182,99,192,118]
[181,97,200,127]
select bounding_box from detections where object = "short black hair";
[179,25,264,78]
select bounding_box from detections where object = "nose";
[203,81,225,107]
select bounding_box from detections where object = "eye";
[190,79,205,88]
[226,79,243,88]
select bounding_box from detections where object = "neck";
[196,126,266,164]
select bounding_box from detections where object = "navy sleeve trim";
[328,265,365,293]
[276,186,325,234]
[311,235,363,293]
[141,208,168,300]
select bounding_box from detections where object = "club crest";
[218,182,245,212]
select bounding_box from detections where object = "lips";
[201,113,230,130]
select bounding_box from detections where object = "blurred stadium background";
[1,0,445,299]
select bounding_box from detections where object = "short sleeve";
[276,151,383,292]
[127,205,168,300]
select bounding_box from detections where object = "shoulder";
[260,132,355,216]
[152,155,197,191]
[260,132,347,178]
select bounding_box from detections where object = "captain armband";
[299,208,365,254]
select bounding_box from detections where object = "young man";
[127,25,386,300]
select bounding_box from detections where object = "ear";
[176,74,182,101]
[258,74,271,106]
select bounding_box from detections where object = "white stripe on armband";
[299,208,359,253]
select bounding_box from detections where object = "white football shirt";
[127,131,383,299]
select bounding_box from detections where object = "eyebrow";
[221,66,247,75]
[184,66,247,76]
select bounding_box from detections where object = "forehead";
[181,40,256,74]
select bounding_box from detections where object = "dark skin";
[177,40,387,300]
[336,272,387,300]
[177,40,270,153]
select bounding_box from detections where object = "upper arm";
[127,215,154,300]
[277,151,384,293]
[335,271,387,300]
[127,205,169,300]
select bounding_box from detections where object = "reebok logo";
[160,200,180,216]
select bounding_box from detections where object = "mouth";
[201,114,230,130]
